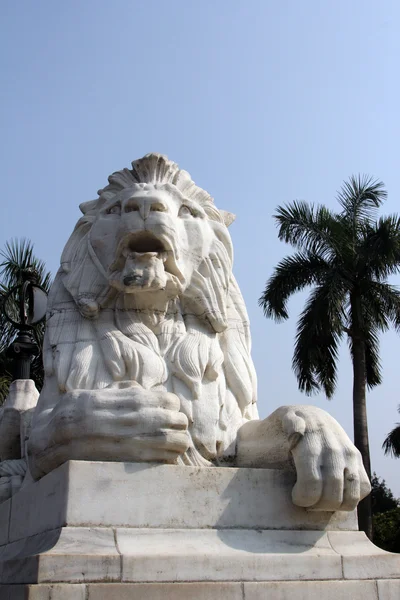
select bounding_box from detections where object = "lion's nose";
[125,196,168,220]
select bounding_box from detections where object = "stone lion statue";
[27,153,370,512]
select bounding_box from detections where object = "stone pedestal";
[0,461,399,599]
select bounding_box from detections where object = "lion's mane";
[43,154,258,465]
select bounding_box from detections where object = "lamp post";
[3,275,48,381]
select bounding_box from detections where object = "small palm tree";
[383,406,400,458]
[259,175,400,539]
[0,239,51,403]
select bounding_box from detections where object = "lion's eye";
[107,204,121,215]
[179,205,194,218]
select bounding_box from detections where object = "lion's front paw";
[282,406,371,511]
[28,384,190,479]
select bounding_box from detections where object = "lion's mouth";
[126,232,166,255]
[111,231,183,287]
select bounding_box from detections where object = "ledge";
[4,461,356,543]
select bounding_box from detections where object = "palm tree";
[259,175,400,539]
[0,239,51,403]
[383,406,400,458]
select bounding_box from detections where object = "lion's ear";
[220,210,236,227]
[79,199,98,215]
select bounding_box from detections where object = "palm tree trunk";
[351,299,373,539]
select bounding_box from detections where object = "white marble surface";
[4,524,397,586]
[117,528,342,582]
[6,461,357,544]
[0,528,120,584]
[4,582,400,600]
[2,583,243,600]
[377,580,400,600]
[0,584,87,600]
[87,583,243,600]
[327,531,400,579]
[0,380,39,503]
[0,379,38,461]
[0,522,398,589]
[243,581,380,600]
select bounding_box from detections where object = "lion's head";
[42,154,258,465]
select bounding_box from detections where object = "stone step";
[0,527,399,585]
[1,580,400,600]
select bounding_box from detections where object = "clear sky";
[1,1,399,494]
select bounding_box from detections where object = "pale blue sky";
[1,1,399,494]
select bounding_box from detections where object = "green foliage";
[373,509,400,553]
[0,239,51,403]
[371,473,399,513]
[371,474,400,553]
[260,176,400,398]
[383,405,400,458]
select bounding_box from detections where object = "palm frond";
[274,202,340,258]
[337,175,387,225]
[0,345,13,404]
[347,289,393,388]
[364,327,382,388]
[293,279,345,397]
[0,320,17,355]
[0,238,51,290]
[259,251,331,321]
[41,271,52,292]
[365,282,400,333]
[0,375,12,405]
[360,285,390,334]
[358,215,400,279]
[383,409,400,458]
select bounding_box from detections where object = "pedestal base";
[1,581,400,600]
[0,462,399,599]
